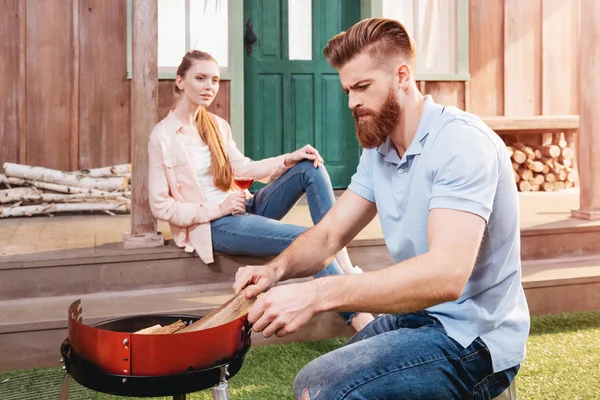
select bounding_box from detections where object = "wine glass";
[234,176,254,191]
[232,176,254,215]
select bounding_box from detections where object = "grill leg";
[211,382,230,400]
[172,394,187,400]
[211,365,231,400]
[58,373,72,400]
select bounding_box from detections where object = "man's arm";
[232,189,377,297]
[315,121,499,316]
[272,189,377,281]
[315,207,485,315]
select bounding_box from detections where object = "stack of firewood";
[0,162,131,218]
[507,142,578,192]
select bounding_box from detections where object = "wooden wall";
[0,0,229,171]
[0,0,579,170]
[463,0,579,117]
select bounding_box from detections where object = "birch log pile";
[0,163,132,218]
[506,142,578,192]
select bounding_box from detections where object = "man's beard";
[353,89,400,149]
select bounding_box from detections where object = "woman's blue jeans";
[211,160,356,323]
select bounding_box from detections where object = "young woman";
[148,50,373,331]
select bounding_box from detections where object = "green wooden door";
[243,0,361,189]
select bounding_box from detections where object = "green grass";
[2,311,599,399]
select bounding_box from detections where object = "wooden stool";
[493,380,517,400]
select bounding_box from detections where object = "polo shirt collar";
[376,95,446,163]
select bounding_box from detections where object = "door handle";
[244,19,257,56]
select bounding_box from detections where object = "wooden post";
[572,0,600,220]
[123,0,165,248]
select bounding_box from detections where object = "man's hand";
[233,265,283,298]
[248,281,320,338]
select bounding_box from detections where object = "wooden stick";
[134,324,162,334]
[3,163,128,191]
[154,320,186,334]
[176,289,256,333]
[0,202,130,218]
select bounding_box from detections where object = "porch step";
[521,254,600,315]
[2,254,600,372]
[0,283,354,372]
[521,224,600,260]
[0,239,393,301]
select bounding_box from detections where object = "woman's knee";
[291,159,331,182]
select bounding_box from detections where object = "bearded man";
[233,17,530,399]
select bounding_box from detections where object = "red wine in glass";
[234,177,254,191]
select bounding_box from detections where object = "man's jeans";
[210,160,355,323]
[294,312,520,399]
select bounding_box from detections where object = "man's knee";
[293,359,330,399]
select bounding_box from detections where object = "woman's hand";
[219,192,247,215]
[284,144,324,168]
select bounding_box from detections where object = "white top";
[180,135,230,204]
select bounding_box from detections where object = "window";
[288,0,312,60]
[368,0,469,80]
[127,0,230,79]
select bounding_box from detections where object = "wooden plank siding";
[0,0,580,170]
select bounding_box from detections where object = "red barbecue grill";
[58,299,252,400]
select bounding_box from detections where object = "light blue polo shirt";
[349,95,530,373]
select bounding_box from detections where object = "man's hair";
[323,18,416,69]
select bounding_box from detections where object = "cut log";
[558,170,567,181]
[541,182,554,192]
[534,149,543,160]
[561,158,573,168]
[514,170,521,183]
[561,147,574,160]
[525,160,544,173]
[518,168,533,181]
[0,202,130,218]
[513,143,535,160]
[542,164,550,174]
[565,181,574,188]
[0,192,130,204]
[553,181,566,191]
[512,150,527,164]
[66,164,131,178]
[507,146,514,158]
[512,162,520,171]
[532,174,545,186]
[538,145,561,158]
[557,137,568,149]
[0,187,37,203]
[1,177,127,196]
[3,163,128,191]
[519,181,532,192]
[565,167,578,183]
[545,173,556,183]
[530,184,540,192]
